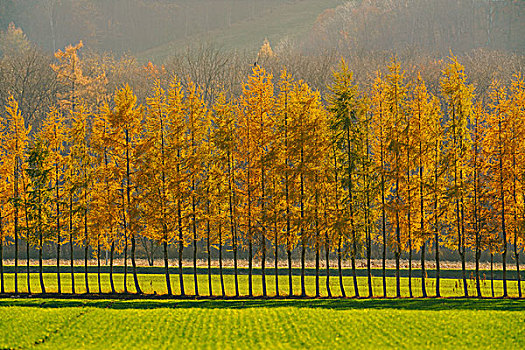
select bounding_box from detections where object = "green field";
[0,298,523,349]
[0,269,522,298]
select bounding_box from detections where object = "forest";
[0,32,524,299]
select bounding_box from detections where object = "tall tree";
[328,59,367,298]
[4,96,29,294]
[237,65,274,297]
[441,55,474,297]
[106,85,143,294]
[39,107,66,293]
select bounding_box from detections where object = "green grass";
[0,298,524,349]
[0,271,522,298]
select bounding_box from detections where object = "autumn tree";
[328,59,367,298]
[237,65,274,297]
[441,55,474,297]
[106,85,143,294]
[3,96,29,294]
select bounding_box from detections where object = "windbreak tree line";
[0,43,524,299]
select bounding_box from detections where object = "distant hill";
[1,0,345,62]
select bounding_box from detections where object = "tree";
[141,80,174,295]
[91,104,120,293]
[212,90,238,297]
[184,79,209,296]
[370,72,389,297]
[68,102,93,294]
[328,58,367,298]
[106,85,143,294]
[237,65,274,297]
[275,70,297,296]
[25,136,53,293]
[409,74,435,297]
[441,55,474,297]
[39,107,66,293]
[3,96,29,294]
[384,57,409,298]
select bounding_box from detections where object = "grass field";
[0,269,522,298]
[0,298,523,349]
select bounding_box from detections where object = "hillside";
[1,0,345,62]
[136,0,345,62]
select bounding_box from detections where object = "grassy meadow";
[0,298,523,349]
[0,269,521,298]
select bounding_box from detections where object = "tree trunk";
[367,225,372,298]
[97,242,101,294]
[435,229,440,297]
[14,224,18,294]
[475,245,481,298]
[233,229,239,297]
[110,241,115,294]
[178,200,185,296]
[338,238,345,297]
[39,231,45,294]
[248,238,253,297]
[490,253,495,297]
[381,177,387,298]
[26,240,31,294]
[315,235,320,298]
[192,197,198,297]
[274,226,279,297]
[516,250,521,298]
[123,233,128,294]
[70,230,74,294]
[57,233,61,294]
[207,220,212,297]
[0,237,3,294]
[300,240,306,297]
[262,232,267,297]
[84,242,89,294]
[421,242,427,298]
[56,163,61,294]
[164,240,171,296]
[325,232,331,298]
[287,249,292,296]
[219,225,225,297]
[131,236,141,294]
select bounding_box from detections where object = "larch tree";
[486,80,513,297]
[328,58,367,298]
[409,74,434,297]
[106,85,144,294]
[426,95,446,297]
[39,107,67,293]
[275,70,297,296]
[68,102,94,294]
[212,90,238,297]
[370,72,390,297]
[25,136,53,294]
[4,96,30,294]
[165,77,188,297]
[384,57,408,298]
[441,55,474,297]
[183,79,209,297]
[508,74,525,297]
[237,65,274,297]
[141,80,175,295]
[91,104,120,293]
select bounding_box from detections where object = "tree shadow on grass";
[0,297,523,312]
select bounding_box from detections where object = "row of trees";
[0,43,524,298]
